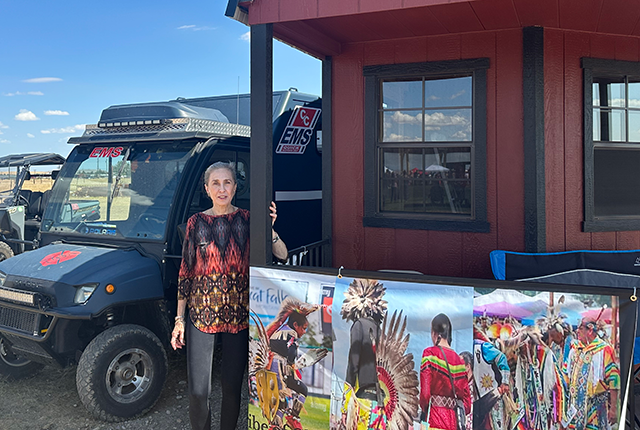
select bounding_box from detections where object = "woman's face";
[205,168,237,208]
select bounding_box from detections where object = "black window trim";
[582,57,640,232]
[363,58,490,232]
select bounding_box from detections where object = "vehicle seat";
[27,191,43,217]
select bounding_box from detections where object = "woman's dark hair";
[460,351,473,370]
[287,311,308,330]
[431,313,452,345]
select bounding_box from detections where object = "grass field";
[0,177,54,193]
[248,395,330,430]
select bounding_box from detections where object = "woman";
[170,161,287,430]
[420,313,471,430]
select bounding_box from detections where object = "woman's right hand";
[171,320,185,350]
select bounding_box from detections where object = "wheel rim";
[105,348,154,404]
[0,339,31,367]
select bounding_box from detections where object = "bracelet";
[175,316,185,323]
[272,235,280,243]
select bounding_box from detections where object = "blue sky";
[0,0,321,158]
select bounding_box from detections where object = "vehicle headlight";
[0,272,5,287]
[74,283,98,304]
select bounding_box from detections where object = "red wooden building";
[227,0,640,279]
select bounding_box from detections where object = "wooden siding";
[332,29,523,278]
[544,29,640,253]
[330,27,640,279]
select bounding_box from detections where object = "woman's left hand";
[269,201,277,226]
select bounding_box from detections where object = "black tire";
[76,324,168,422]
[0,241,14,262]
[0,337,43,380]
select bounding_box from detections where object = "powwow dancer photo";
[471,327,510,430]
[341,279,388,402]
[419,313,471,430]
[563,314,619,430]
[473,289,621,430]
[248,297,328,430]
[512,326,565,430]
[339,309,420,430]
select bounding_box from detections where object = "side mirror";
[51,170,60,180]
[24,171,31,181]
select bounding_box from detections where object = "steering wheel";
[17,194,29,207]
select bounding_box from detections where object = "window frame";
[582,57,640,232]
[363,58,490,232]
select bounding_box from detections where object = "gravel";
[0,350,249,430]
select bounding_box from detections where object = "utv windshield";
[42,142,195,240]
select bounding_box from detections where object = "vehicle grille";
[0,305,38,334]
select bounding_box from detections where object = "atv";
[0,153,65,259]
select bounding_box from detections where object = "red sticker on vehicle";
[89,147,124,158]
[40,250,81,266]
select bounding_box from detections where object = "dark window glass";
[380,147,471,215]
[594,148,640,217]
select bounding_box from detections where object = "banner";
[248,267,630,430]
[330,276,474,430]
[248,267,335,430]
[473,288,621,430]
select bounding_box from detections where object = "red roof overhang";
[234,0,640,59]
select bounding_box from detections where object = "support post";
[322,56,333,267]
[523,26,546,252]
[250,24,273,266]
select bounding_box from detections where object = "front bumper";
[0,298,88,367]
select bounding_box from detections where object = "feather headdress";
[265,297,320,339]
[340,278,388,323]
[373,310,420,429]
[536,294,569,336]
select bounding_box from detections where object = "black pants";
[186,318,249,430]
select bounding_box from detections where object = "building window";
[363,59,490,232]
[582,58,640,231]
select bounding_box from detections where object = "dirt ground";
[0,350,249,430]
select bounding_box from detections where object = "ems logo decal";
[276,107,321,155]
[40,250,82,267]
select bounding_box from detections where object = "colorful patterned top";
[178,209,250,334]
[420,345,472,430]
[563,337,619,430]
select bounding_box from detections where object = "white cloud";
[424,111,468,126]
[0,139,10,144]
[450,90,467,100]
[40,124,85,134]
[27,133,35,138]
[0,121,8,129]
[44,110,69,116]
[4,91,44,96]
[15,109,40,121]
[240,31,250,42]
[177,24,215,31]
[22,77,62,83]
